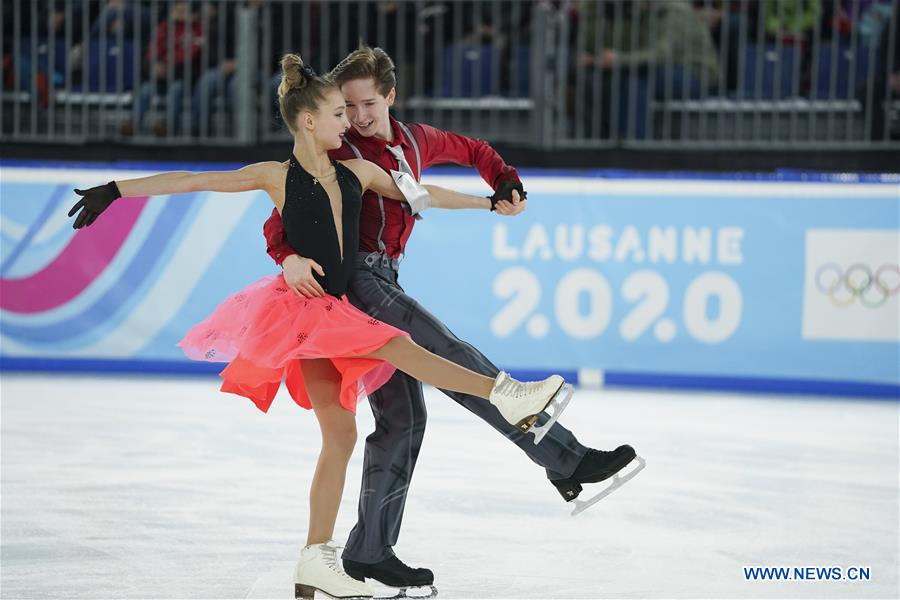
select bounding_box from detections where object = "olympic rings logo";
[815,263,900,308]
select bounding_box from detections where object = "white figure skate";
[489,372,574,444]
[295,542,375,599]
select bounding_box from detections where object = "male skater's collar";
[344,117,413,151]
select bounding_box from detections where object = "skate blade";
[295,582,374,600]
[521,383,574,445]
[374,585,438,599]
[570,455,646,516]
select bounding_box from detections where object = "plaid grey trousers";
[341,254,588,564]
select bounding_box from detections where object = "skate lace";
[494,372,528,399]
[321,542,358,583]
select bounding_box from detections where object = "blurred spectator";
[262,0,312,130]
[325,1,417,68]
[9,1,68,40]
[7,1,92,100]
[692,1,747,92]
[827,0,894,42]
[416,0,535,96]
[763,0,822,42]
[693,2,826,93]
[69,1,153,80]
[91,0,152,39]
[693,0,726,31]
[576,0,720,138]
[127,1,203,136]
[857,1,900,139]
[190,1,237,136]
[855,0,895,41]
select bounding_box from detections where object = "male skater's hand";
[490,180,527,217]
[281,254,326,298]
[494,189,527,216]
[68,181,121,228]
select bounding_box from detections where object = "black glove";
[487,180,527,211]
[68,181,121,229]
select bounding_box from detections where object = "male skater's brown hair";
[329,45,396,96]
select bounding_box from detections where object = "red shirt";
[264,117,520,264]
[147,19,203,67]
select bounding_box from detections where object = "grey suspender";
[345,138,388,254]
[345,121,422,255]
[396,120,422,179]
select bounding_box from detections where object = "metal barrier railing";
[1,0,263,145]
[253,0,543,145]
[1,0,897,149]
[555,0,899,148]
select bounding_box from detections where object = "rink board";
[1,162,898,397]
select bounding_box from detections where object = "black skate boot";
[551,445,638,501]
[343,554,434,587]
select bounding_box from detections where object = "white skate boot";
[295,541,375,599]
[489,371,574,444]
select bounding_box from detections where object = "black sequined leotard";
[281,154,362,297]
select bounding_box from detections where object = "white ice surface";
[1,374,897,599]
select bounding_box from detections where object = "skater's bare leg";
[362,336,494,399]
[303,358,356,546]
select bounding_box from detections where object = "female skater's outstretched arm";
[68,162,285,229]
[114,162,282,196]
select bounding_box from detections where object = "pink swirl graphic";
[0,197,149,314]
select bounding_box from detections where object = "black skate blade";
[374,584,438,599]
[570,455,646,516]
[527,383,574,445]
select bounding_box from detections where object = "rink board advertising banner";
[1,163,898,398]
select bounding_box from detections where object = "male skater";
[263,46,638,593]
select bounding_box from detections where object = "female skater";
[67,54,571,600]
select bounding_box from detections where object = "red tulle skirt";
[178,274,408,413]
